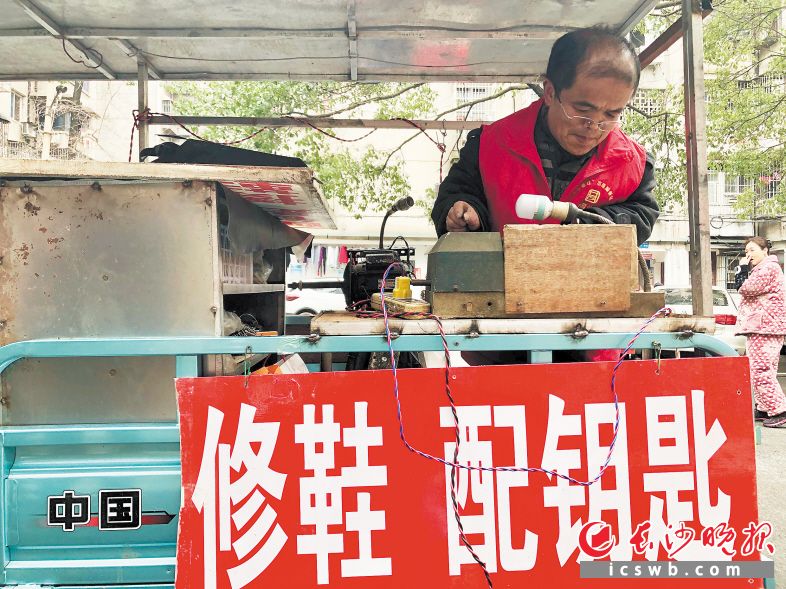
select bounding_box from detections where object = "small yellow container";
[392,276,412,299]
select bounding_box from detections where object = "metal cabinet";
[0,178,291,425]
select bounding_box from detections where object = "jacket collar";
[505,98,637,165]
[751,254,780,273]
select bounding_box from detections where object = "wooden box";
[503,224,638,314]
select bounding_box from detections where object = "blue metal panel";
[5,557,176,585]
[175,355,199,377]
[305,362,348,372]
[1,424,180,447]
[528,350,553,364]
[2,424,180,585]
[1,442,14,579]
[0,333,737,376]
[22,585,174,589]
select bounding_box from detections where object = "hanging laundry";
[316,246,327,276]
[338,245,349,265]
[327,246,339,271]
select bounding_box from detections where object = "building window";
[161,99,173,114]
[723,254,746,291]
[738,74,785,94]
[708,171,721,205]
[52,112,71,131]
[50,146,75,160]
[630,90,662,116]
[9,92,23,121]
[455,84,491,121]
[724,175,754,203]
[0,121,7,154]
[762,74,784,94]
[761,171,782,199]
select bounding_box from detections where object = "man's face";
[542,68,635,156]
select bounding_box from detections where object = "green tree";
[704,0,786,218]
[622,85,686,211]
[168,81,436,213]
[627,0,786,218]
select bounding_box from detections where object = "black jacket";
[431,128,660,245]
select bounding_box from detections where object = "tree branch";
[379,85,530,172]
[310,83,425,118]
[380,132,422,171]
[627,104,682,120]
[724,93,786,134]
[435,85,529,119]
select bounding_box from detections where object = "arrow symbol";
[81,511,175,527]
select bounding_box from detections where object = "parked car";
[656,286,746,355]
[286,287,347,315]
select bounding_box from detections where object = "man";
[431,27,659,245]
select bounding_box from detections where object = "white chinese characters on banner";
[192,404,289,589]
[295,402,391,585]
[440,404,540,575]
[541,396,632,566]
[189,390,733,586]
[642,389,731,560]
[438,392,730,572]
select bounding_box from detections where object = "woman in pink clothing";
[736,236,786,428]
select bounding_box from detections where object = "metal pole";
[40,88,56,160]
[638,6,712,68]
[682,0,713,316]
[146,115,489,130]
[136,55,149,161]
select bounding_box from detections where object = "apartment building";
[0,80,173,161]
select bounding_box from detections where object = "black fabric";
[735,264,750,290]
[431,127,660,246]
[140,140,308,168]
[431,129,489,236]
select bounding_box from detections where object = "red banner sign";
[220,180,334,229]
[175,357,762,588]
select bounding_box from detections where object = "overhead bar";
[639,3,712,68]
[12,0,117,80]
[0,72,541,82]
[0,26,574,40]
[137,56,149,159]
[0,27,48,36]
[347,0,358,81]
[617,0,660,35]
[114,39,162,80]
[146,116,490,130]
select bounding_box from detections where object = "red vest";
[478,99,647,231]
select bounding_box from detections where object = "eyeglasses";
[556,97,623,132]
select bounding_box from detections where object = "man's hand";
[446,201,480,232]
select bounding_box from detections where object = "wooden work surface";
[310,311,715,336]
[0,158,315,183]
